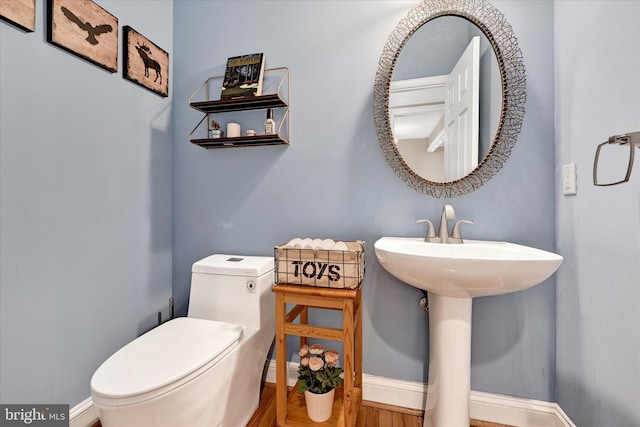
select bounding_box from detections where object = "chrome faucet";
[416,204,474,243]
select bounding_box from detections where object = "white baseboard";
[265,360,576,427]
[69,397,99,427]
[71,361,575,427]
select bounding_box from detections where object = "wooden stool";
[273,283,363,427]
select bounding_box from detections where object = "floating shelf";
[188,67,290,150]
[190,133,289,149]
[190,94,288,114]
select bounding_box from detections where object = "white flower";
[299,344,309,357]
[309,343,324,355]
[308,356,324,372]
[325,349,339,367]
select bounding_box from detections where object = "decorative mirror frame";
[374,0,526,198]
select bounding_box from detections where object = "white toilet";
[90,254,275,427]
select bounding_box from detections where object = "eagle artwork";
[60,6,112,45]
[47,0,118,72]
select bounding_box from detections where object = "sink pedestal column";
[424,293,472,427]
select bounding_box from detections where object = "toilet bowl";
[90,254,275,427]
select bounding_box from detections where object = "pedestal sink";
[374,237,563,427]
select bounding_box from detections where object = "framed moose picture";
[47,0,118,72]
[123,26,169,97]
[0,0,36,32]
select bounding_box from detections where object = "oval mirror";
[374,0,526,198]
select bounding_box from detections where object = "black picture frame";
[0,0,36,32]
[47,0,118,73]
[123,26,169,98]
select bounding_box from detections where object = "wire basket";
[274,241,365,289]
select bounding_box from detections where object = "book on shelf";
[220,53,265,100]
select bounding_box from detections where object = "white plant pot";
[304,388,335,422]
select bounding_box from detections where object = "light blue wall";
[10,2,636,420]
[173,0,557,401]
[0,0,173,406]
[555,1,640,426]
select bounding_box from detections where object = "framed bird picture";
[47,0,118,72]
[0,0,36,32]
[123,26,169,97]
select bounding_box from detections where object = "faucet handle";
[450,220,474,244]
[416,219,441,243]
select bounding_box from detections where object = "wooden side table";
[273,283,363,427]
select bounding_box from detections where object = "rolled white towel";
[319,239,335,250]
[286,238,303,248]
[311,238,323,249]
[332,241,349,251]
[301,238,314,249]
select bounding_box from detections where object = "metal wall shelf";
[188,67,290,150]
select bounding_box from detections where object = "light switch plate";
[563,163,577,195]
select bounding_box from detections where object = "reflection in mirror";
[374,0,527,198]
[390,16,501,183]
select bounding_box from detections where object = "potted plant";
[297,343,343,422]
[209,119,222,138]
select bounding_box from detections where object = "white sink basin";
[375,236,563,426]
[374,237,563,298]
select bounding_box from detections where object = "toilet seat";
[91,317,242,407]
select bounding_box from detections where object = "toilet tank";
[187,254,274,329]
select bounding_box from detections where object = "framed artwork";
[123,26,169,97]
[47,0,118,72]
[0,0,36,32]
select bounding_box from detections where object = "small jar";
[246,129,256,137]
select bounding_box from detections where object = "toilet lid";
[91,317,242,400]
[192,254,274,277]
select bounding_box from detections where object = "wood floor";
[247,383,511,427]
[93,382,511,427]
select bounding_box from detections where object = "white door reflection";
[390,37,480,182]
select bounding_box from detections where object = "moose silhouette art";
[135,43,162,84]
